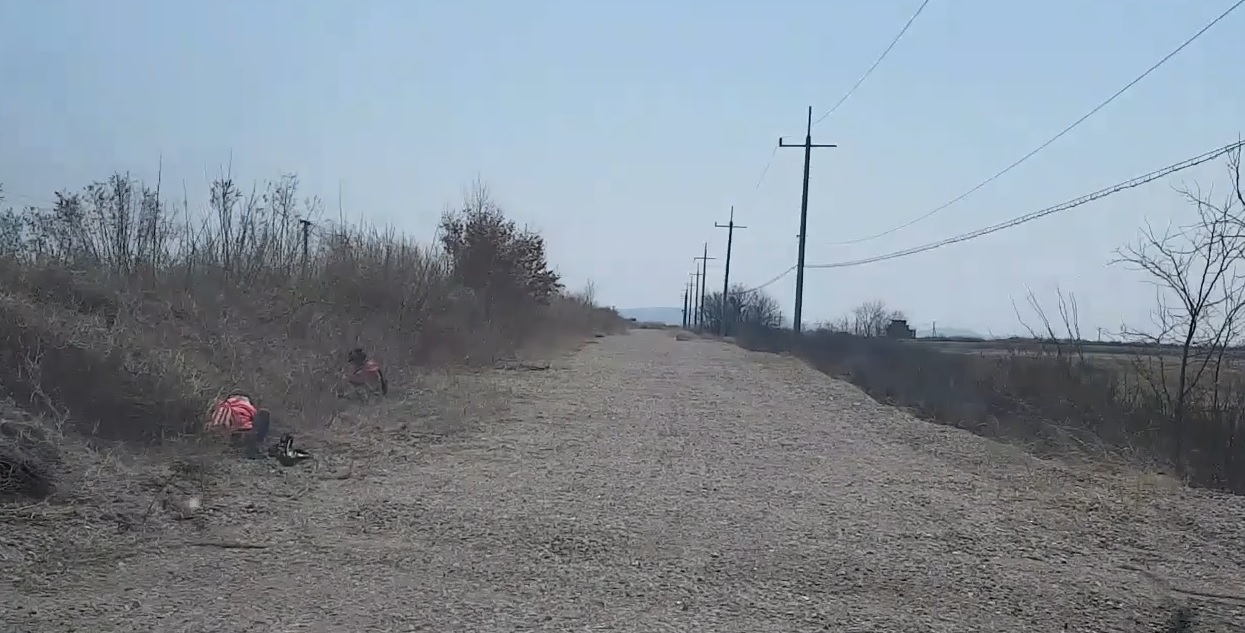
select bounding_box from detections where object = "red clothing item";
[347,359,388,395]
[349,360,382,386]
[207,395,257,432]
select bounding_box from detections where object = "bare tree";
[849,300,905,337]
[1013,287,1085,361]
[699,284,784,334]
[1115,148,1245,462]
[742,290,784,329]
[818,316,852,333]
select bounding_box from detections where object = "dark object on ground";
[1165,605,1196,633]
[252,410,272,443]
[495,360,551,371]
[268,434,312,466]
[0,418,59,501]
[228,408,273,459]
[0,454,51,499]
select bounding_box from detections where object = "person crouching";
[206,393,273,458]
[346,348,389,396]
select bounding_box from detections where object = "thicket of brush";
[0,175,622,501]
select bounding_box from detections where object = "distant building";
[886,318,916,339]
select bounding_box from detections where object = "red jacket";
[207,395,257,432]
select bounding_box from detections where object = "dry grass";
[0,172,623,507]
[928,340,1245,407]
[734,327,1245,495]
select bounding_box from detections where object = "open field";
[910,338,1245,397]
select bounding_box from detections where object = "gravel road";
[9,329,1245,632]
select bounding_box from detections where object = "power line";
[724,0,933,314]
[714,142,778,243]
[740,265,797,295]
[711,139,783,307]
[731,0,931,228]
[823,0,1245,247]
[805,139,1245,269]
[811,0,933,129]
[752,144,780,192]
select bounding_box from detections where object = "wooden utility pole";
[779,106,837,333]
[692,272,702,328]
[298,218,313,275]
[693,243,716,334]
[681,283,689,329]
[714,206,747,336]
[691,264,703,330]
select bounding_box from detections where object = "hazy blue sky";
[1,0,1242,335]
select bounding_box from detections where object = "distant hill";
[619,307,682,325]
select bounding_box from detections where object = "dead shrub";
[0,293,204,442]
[0,401,58,501]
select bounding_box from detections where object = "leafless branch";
[1114,147,1245,466]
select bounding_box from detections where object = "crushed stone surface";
[7,329,1245,632]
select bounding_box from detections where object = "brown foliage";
[0,173,620,500]
[439,182,563,308]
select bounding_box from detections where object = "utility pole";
[714,206,747,337]
[681,283,689,329]
[779,106,837,334]
[298,218,313,275]
[693,243,716,334]
[691,263,703,330]
[688,275,696,329]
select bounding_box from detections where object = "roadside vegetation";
[727,149,1245,495]
[0,175,621,503]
